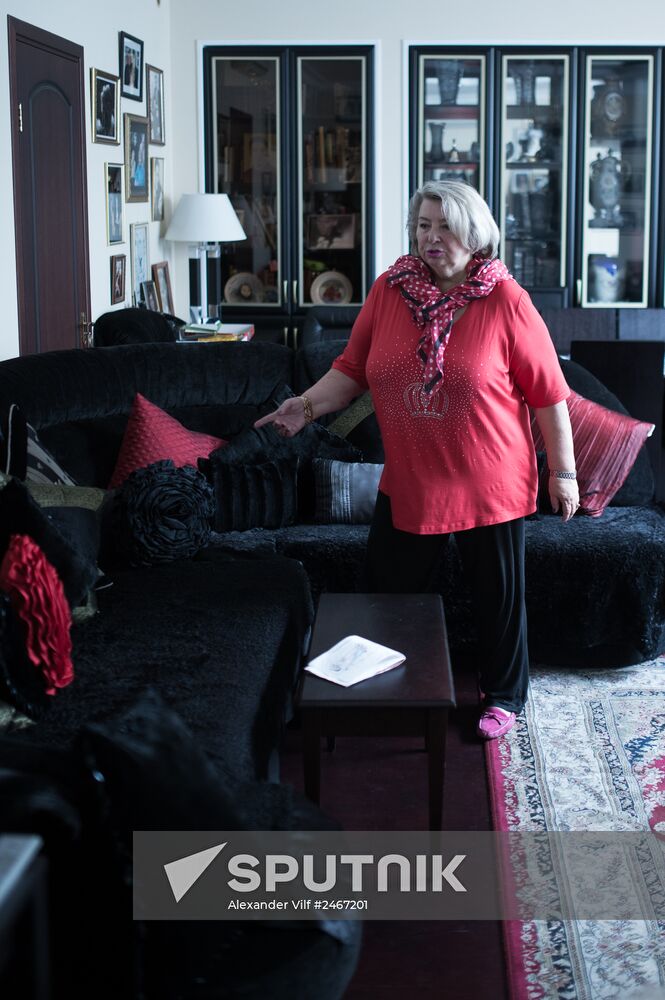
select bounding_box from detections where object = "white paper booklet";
[305,635,406,687]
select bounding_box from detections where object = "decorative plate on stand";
[310,271,353,305]
[224,272,266,304]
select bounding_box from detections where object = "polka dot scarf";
[387,253,512,395]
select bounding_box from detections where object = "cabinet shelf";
[505,234,561,243]
[505,161,561,170]
[426,159,479,169]
[505,105,564,121]
[424,106,481,120]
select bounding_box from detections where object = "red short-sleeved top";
[332,273,569,534]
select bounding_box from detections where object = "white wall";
[167,0,665,314]
[0,0,173,359]
[2,0,665,359]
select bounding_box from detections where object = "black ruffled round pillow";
[107,461,215,567]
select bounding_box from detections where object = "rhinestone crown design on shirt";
[403,381,449,420]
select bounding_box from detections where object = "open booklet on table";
[305,635,405,688]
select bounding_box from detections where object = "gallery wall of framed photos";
[87,15,171,318]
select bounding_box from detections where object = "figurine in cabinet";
[590,79,625,139]
[589,148,630,227]
[435,61,463,105]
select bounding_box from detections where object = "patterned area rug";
[486,657,665,1000]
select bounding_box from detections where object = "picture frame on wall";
[141,279,160,312]
[105,163,124,245]
[146,64,165,145]
[124,114,149,202]
[130,222,150,306]
[110,254,126,305]
[152,261,174,314]
[91,69,120,144]
[150,157,164,221]
[119,31,144,101]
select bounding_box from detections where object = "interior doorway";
[8,16,91,355]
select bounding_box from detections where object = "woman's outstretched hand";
[254,397,307,437]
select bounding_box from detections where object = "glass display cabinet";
[580,54,654,307]
[499,55,570,292]
[415,53,487,194]
[204,45,374,337]
[410,45,662,307]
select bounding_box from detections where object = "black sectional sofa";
[0,335,663,669]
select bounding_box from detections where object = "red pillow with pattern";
[109,394,226,489]
[531,390,654,517]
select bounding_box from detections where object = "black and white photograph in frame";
[91,68,120,144]
[130,222,150,306]
[152,261,174,314]
[105,163,124,244]
[110,254,126,305]
[124,114,150,203]
[141,279,160,312]
[150,157,164,222]
[146,64,165,145]
[119,31,144,101]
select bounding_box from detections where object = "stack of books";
[179,322,254,343]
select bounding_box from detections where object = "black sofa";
[0,339,364,998]
[0,337,663,670]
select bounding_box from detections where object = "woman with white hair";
[257,180,578,740]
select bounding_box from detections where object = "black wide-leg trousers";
[362,491,529,714]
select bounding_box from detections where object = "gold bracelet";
[301,394,314,424]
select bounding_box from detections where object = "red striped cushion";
[532,391,654,517]
[109,394,226,489]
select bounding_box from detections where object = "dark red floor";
[279,654,509,1000]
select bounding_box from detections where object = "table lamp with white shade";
[165,193,246,322]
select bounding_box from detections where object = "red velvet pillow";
[109,394,226,489]
[531,391,654,517]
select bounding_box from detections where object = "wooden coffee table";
[299,593,455,830]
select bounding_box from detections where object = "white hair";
[407,180,501,259]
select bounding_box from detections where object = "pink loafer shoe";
[477,706,516,740]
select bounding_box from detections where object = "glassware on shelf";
[589,148,630,228]
[435,60,463,105]
[588,255,626,303]
[426,121,446,163]
[510,62,536,105]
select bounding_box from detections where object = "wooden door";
[8,17,91,355]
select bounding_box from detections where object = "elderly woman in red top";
[256,180,578,740]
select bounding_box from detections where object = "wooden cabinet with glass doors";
[204,45,373,337]
[410,46,661,308]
